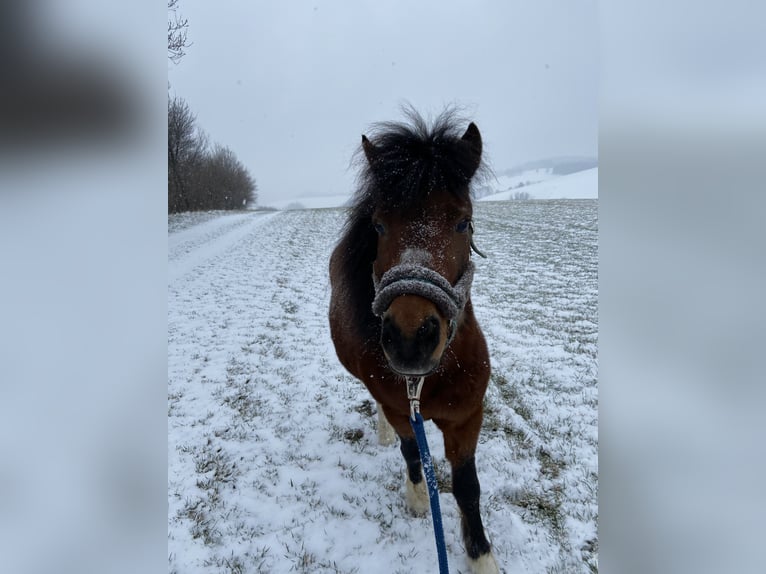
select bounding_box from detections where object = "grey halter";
[372,261,475,344]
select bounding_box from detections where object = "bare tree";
[168,0,190,64]
[168,95,257,212]
[193,145,257,210]
[168,95,206,212]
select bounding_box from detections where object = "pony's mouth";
[383,353,440,378]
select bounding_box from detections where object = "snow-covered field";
[168,200,598,573]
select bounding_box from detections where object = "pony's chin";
[385,359,440,378]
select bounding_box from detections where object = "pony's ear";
[362,135,377,164]
[460,122,482,178]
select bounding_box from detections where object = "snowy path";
[168,211,278,283]
[168,202,598,573]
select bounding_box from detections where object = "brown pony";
[329,110,499,573]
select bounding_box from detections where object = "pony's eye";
[456,218,471,233]
[373,222,386,235]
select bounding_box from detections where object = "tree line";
[168,3,255,212]
[168,95,257,213]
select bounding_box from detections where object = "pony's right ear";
[362,135,377,164]
[460,122,483,179]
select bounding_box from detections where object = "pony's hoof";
[404,474,429,516]
[469,551,500,574]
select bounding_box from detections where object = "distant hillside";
[473,156,598,199]
[259,194,352,210]
[479,167,598,201]
[499,156,598,177]
[475,167,557,199]
[259,156,599,207]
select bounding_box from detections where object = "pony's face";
[360,119,483,377]
[371,192,473,376]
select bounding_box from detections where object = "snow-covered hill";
[260,194,351,210]
[480,168,598,201]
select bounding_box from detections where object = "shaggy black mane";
[332,108,486,339]
[354,108,485,211]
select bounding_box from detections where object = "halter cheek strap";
[371,260,474,345]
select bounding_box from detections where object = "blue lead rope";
[410,411,450,574]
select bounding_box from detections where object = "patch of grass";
[492,372,534,423]
[176,438,241,548]
[279,298,299,315]
[397,546,420,564]
[342,492,365,507]
[168,390,184,417]
[503,425,535,451]
[509,488,566,544]
[212,425,246,441]
[343,428,365,443]
[287,451,322,471]
[335,456,373,482]
[191,410,215,427]
[481,400,510,443]
[203,551,247,574]
[314,560,360,574]
[354,399,374,418]
[537,447,565,480]
[194,439,238,486]
[363,504,395,534]
[282,532,319,573]
[221,387,264,420]
[329,422,368,446]
[430,460,452,493]
[179,497,222,546]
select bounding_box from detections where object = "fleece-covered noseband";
[372,261,474,344]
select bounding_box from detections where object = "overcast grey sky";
[168,1,597,205]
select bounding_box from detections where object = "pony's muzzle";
[372,261,474,375]
[380,296,446,376]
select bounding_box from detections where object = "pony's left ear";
[362,135,377,165]
[460,122,483,178]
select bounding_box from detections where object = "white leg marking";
[404,472,429,516]
[469,551,500,574]
[377,403,396,446]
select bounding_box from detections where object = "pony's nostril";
[417,315,440,340]
[381,316,399,348]
[416,315,440,356]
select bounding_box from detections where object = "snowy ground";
[168,200,598,573]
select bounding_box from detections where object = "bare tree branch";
[168,0,190,64]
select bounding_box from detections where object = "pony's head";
[355,110,484,376]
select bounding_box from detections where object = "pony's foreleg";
[376,402,396,446]
[379,407,429,515]
[400,436,428,516]
[442,418,499,574]
[452,457,499,573]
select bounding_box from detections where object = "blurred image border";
[600,2,765,573]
